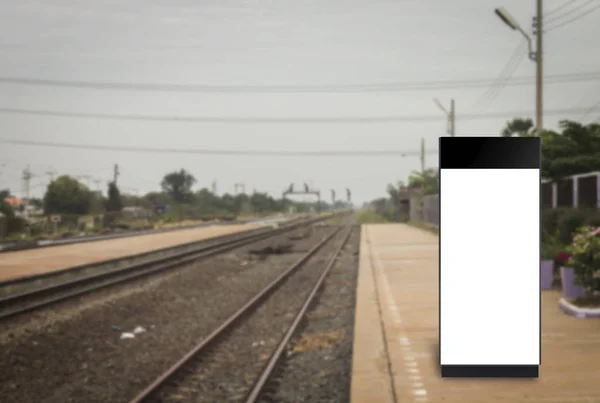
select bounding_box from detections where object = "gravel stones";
[0,225,335,403]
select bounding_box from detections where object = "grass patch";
[408,220,439,235]
[355,210,391,224]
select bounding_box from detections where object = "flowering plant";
[565,226,600,292]
[556,251,570,265]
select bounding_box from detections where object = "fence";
[404,171,600,231]
[542,171,600,209]
[409,193,439,228]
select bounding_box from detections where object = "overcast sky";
[1,0,599,204]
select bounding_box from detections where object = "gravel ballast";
[152,226,350,403]
[0,224,337,403]
[257,227,360,403]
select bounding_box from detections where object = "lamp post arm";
[516,27,537,62]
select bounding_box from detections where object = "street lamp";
[494,4,543,132]
[433,98,455,137]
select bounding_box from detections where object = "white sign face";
[439,137,540,378]
[50,215,61,223]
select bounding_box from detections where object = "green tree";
[234,193,252,214]
[144,191,172,207]
[43,175,93,215]
[161,169,197,220]
[501,117,535,137]
[408,168,439,195]
[385,181,407,221]
[217,193,235,213]
[0,189,14,217]
[250,192,279,213]
[28,198,43,210]
[194,188,220,212]
[533,120,600,180]
[105,181,123,212]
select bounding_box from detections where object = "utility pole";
[450,99,456,137]
[211,179,217,194]
[113,164,120,185]
[534,0,543,132]
[495,6,543,133]
[420,138,425,172]
[22,165,31,219]
[433,98,455,137]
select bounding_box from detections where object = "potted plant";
[563,226,600,300]
[541,230,562,290]
[541,241,556,290]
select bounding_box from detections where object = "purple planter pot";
[541,260,554,290]
[560,266,585,299]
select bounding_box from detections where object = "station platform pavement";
[350,224,600,403]
[0,223,260,282]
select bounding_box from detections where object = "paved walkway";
[351,224,600,403]
[0,223,260,282]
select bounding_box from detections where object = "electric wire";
[544,0,577,17]
[545,2,600,31]
[1,71,600,93]
[0,138,438,157]
[465,41,528,121]
[544,0,595,24]
[580,99,600,122]
[0,106,593,124]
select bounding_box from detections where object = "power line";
[0,71,600,93]
[544,0,577,17]
[0,106,593,123]
[580,99,600,122]
[572,82,600,109]
[467,41,528,118]
[545,0,594,24]
[546,2,600,31]
[0,138,438,157]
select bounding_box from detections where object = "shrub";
[541,231,560,261]
[542,208,600,246]
[541,229,569,276]
[542,208,567,237]
[566,226,600,293]
[557,209,588,245]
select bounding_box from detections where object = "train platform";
[351,224,600,403]
[0,223,261,282]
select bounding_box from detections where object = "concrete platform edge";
[350,225,395,403]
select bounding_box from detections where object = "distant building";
[3,196,23,208]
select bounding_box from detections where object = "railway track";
[0,213,345,321]
[127,220,354,403]
[0,214,297,253]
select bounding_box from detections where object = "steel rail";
[0,214,343,321]
[127,222,349,403]
[0,215,313,289]
[245,226,353,402]
[0,214,292,254]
